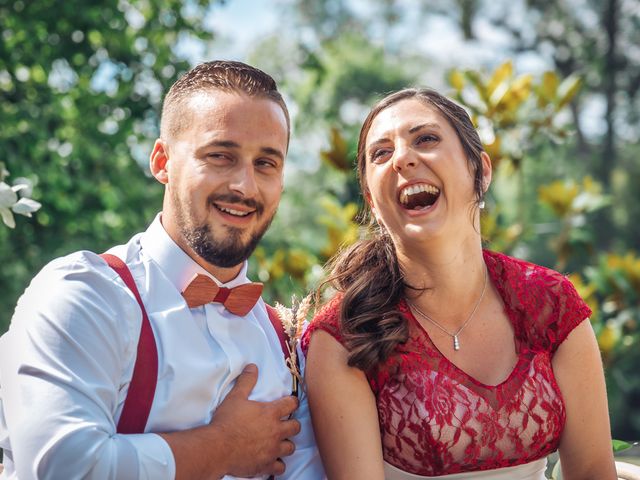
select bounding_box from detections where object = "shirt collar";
[140,213,250,293]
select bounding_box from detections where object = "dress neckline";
[401,301,526,390]
[399,251,529,392]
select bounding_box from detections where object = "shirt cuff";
[121,433,176,480]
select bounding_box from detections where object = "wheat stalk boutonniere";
[274,293,313,396]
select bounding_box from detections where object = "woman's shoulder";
[314,292,344,323]
[483,249,591,352]
[484,249,580,300]
[301,292,345,354]
[484,249,565,282]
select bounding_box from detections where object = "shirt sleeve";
[0,252,175,480]
[300,293,345,356]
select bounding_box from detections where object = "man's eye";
[256,159,277,169]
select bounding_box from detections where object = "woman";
[302,88,616,479]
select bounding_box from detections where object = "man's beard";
[177,193,274,268]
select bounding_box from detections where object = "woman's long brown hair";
[323,88,486,372]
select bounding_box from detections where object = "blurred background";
[1,0,638,442]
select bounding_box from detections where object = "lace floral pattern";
[302,250,591,476]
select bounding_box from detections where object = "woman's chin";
[395,223,443,244]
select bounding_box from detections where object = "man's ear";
[150,139,170,185]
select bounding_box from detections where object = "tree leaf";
[487,61,513,96]
[489,80,509,109]
[0,206,16,228]
[541,71,559,101]
[0,182,18,208]
[612,439,634,452]
[11,184,29,194]
[11,198,42,216]
[12,177,34,197]
[449,69,465,92]
[320,127,350,171]
[556,74,582,109]
[509,74,533,104]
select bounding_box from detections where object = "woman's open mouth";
[398,183,440,211]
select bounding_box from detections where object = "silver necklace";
[410,268,488,352]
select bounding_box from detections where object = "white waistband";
[384,457,548,480]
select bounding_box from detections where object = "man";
[0,61,324,479]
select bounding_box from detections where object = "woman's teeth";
[399,184,440,205]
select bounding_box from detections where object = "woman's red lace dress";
[301,250,591,476]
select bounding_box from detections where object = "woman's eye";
[370,149,391,162]
[416,134,438,145]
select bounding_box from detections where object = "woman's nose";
[392,145,417,172]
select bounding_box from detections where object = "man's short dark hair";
[160,60,290,143]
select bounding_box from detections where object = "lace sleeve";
[546,273,592,353]
[300,293,345,355]
[515,263,592,354]
[486,251,592,355]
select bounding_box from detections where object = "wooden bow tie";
[181,273,263,316]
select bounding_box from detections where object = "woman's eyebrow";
[408,122,441,134]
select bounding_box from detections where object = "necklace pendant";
[453,335,460,351]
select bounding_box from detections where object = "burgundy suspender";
[266,304,299,397]
[100,253,158,434]
[265,305,291,364]
[101,253,298,434]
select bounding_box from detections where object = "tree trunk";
[601,0,618,188]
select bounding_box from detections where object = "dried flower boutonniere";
[274,293,313,396]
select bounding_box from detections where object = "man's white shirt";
[0,214,323,479]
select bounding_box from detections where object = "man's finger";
[227,363,258,399]
[269,459,286,476]
[272,395,298,418]
[279,418,301,439]
[279,439,296,457]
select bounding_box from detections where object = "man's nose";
[229,163,259,198]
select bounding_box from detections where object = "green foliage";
[256,46,640,441]
[575,252,640,439]
[292,32,411,127]
[3,0,639,443]
[453,63,640,440]
[246,25,415,302]
[449,61,581,169]
[537,176,609,270]
[0,0,216,330]
[446,61,585,258]
[612,440,636,453]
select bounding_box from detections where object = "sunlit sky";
[173,0,605,142]
[172,0,279,64]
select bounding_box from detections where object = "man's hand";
[160,364,300,480]
[211,363,300,477]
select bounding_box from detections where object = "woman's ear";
[366,192,384,225]
[480,151,492,193]
[150,139,170,185]
[365,189,372,207]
